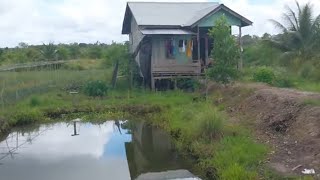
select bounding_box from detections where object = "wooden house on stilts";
[121,2,252,90]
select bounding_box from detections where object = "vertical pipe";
[205,36,209,66]
[150,38,155,91]
[238,26,243,70]
[197,26,201,62]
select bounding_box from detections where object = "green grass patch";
[303,99,320,106]
[62,59,103,70]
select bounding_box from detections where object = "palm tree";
[40,42,58,61]
[269,1,320,59]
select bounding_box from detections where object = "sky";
[0,0,320,47]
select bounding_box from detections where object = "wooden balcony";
[152,61,202,79]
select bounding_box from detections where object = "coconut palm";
[40,42,58,61]
[269,1,320,59]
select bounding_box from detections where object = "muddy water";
[0,121,199,180]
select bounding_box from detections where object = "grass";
[0,84,268,179]
[303,99,320,106]
[62,59,103,70]
[0,68,111,106]
[241,67,320,93]
[0,64,312,180]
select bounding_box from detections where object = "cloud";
[222,0,320,36]
[0,0,319,47]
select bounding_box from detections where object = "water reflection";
[0,121,198,180]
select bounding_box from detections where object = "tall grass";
[0,68,110,106]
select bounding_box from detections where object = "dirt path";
[208,83,320,178]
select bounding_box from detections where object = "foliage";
[243,41,282,66]
[253,66,275,84]
[62,59,102,70]
[103,43,129,68]
[12,109,44,126]
[40,43,58,61]
[57,46,70,60]
[212,136,267,179]
[273,76,295,88]
[177,78,200,91]
[303,99,320,106]
[88,42,103,59]
[196,108,224,139]
[268,1,320,59]
[83,80,109,97]
[0,42,114,65]
[207,16,240,84]
[29,96,41,107]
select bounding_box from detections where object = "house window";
[165,39,175,59]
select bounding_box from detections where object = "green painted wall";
[198,9,241,27]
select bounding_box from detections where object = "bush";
[177,78,200,91]
[197,109,224,139]
[207,16,239,84]
[29,96,41,107]
[299,63,314,79]
[273,76,295,88]
[83,80,108,97]
[253,67,275,84]
[12,109,43,126]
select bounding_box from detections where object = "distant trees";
[40,43,58,61]
[269,1,320,59]
[0,42,114,64]
[69,43,80,59]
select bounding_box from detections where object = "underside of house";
[122,2,252,89]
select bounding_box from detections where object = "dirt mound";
[239,86,320,176]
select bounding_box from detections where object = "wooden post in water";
[71,120,80,136]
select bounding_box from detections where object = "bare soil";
[208,83,320,178]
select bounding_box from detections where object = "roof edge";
[122,3,131,34]
[191,4,253,27]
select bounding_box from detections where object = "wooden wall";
[151,35,201,75]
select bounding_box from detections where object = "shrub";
[12,109,43,126]
[207,16,239,84]
[273,76,295,88]
[29,96,41,107]
[197,108,224,139]
[253,67,275,84]
[83,80,108,97]
[177,78,200,91]
[299,63,314,79]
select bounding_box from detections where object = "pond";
[0,120,200,180]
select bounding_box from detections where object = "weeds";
[196,108,225,139]
[253,66,275,85]
[83,80,109,97]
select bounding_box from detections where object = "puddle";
[0,121,199,180]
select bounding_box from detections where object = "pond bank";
[206,82,320,179]
[1,86,318,179]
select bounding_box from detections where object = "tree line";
[0,41,128,65]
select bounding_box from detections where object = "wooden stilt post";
[151,74,155,91]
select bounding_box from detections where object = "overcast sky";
[0,0,320,47]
